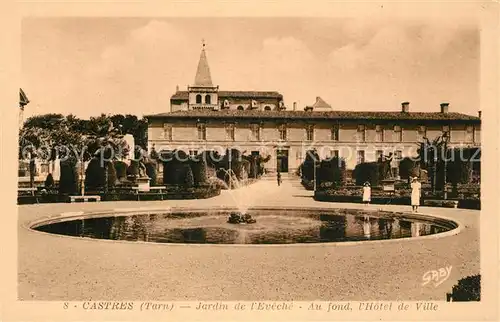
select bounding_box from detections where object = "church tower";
[188,41,219,110]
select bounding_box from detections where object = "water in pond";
[34,209,453,244]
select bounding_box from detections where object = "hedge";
[353,162,381,186]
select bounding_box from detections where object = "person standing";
[411,177,422,213]
[277,171,282,186]
[362,181,371,205]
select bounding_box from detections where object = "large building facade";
[147,46,481,174]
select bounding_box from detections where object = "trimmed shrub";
[399,157,420,180]
[107,162,118,188]
[184,165,194,188]
[127,160,140,177]
[114,161,128,182]
[353,162,380,186]
[59,158,79,195]
[145,161,157,186]
[317,157,346,187]
[44,173,55,188]
[300,150,320,182]
[84,158,105,192]
[449,275,480,301]
[190,159,208,186]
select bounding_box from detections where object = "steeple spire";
[193,40,213,87]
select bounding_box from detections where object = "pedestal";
[381,179,396,192]
[131,176,150,192]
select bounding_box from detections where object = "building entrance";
[276,149,289,173]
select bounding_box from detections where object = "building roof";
[146,109,480,123]
[193,48,213,87]
[170,90,283,100]
[311,96,332,110]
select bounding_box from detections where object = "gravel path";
[18,180,479,301]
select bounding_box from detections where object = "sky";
[21,16,479,119]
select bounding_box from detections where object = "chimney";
[176,85,179,92]
[293,102,297,111]
[440,102,449,113]
[478,110,482,118]
[401,101,410,113]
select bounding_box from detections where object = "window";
[225,123,235,141]
[196,94,202,104]
[375,125,384,142]
[189,150,198,157]
[237,105,244,110]
[163,124,173,141]
[357,125,366,142]
[357,150,365,164]
[250,124,261,141]
[417,125,426,141]
[40,163,49,174]
[197,123,206,141]
[394,125,403,142]
[333,150,339,158]
[376,150,383,162]
[205,95,211,104]
[331,125,339,141]
[278,124,287,141]
[306,125,314,141]
[465,125,474,143]
[264,106,271,111]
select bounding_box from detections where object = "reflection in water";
[35,210,453,245]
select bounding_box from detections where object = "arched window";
[264,106,271,111]
[205,95,211,104]
[237,106,244,110]
[196,94,202,104]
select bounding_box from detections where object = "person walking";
[277,171,282,186]
[362,181,371,205]
[411,177,422,213]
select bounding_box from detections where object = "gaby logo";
[422,266,452,287]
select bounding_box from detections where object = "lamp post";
[443,134,449,200]
[313,157,317,192]
[228,146,232,190]
[432,155,437,195]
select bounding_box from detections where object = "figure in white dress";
[411,177,422,213]
[362,182,371,205]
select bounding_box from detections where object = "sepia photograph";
[5,2,499,321]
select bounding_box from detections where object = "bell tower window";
[196,94,202,104]
[205,95,211,104]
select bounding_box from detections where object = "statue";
[379,152,394,179]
